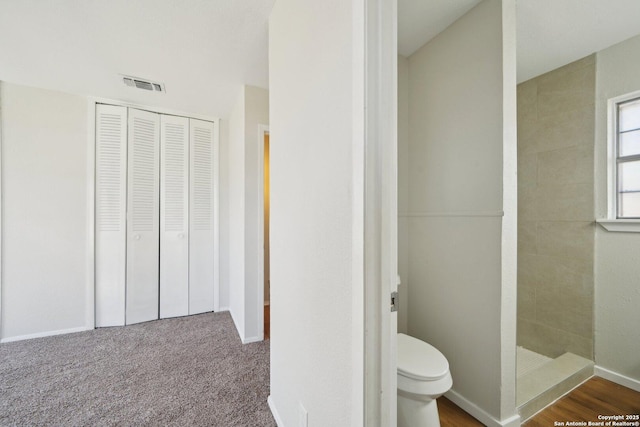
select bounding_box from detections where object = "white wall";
[268,0,364,424]
[0,80,228,342]
[0,82,89,341]
[227,88,246,337]
[594,33,640,388]
[397,55,409,334]
[243,85,269,342]
[226,85,269,343]
[218,118,230,310]
[406,0,518,423]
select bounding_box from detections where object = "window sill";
[596,219,640,233]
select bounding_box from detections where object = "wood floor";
[523,377,640,427]
[264,304,270,339]
[438,396,483,427]
[439,377,640,426]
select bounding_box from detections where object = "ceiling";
[0,0,275,119]
[398,0,482,57]
[515,0,640,83]
[2,1,640,118]
[398,0,640,83]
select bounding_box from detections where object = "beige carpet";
[0,312,275,426]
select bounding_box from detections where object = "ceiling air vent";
[121,75,165,93]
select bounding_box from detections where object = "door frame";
[0,84,3,336]
[86,97,220,329]
[361,0,398,423]
[256,124,269,341]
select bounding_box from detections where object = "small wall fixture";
[121,75,165,93]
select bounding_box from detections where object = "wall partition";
[95,104,218,327]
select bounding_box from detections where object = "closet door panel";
[160,115,189,318]
[189,119,217,314]
[126,108,160,325]
[95,104,127,327]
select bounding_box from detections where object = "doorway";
[263,130,270,339]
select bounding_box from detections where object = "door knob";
[134,234,141,240]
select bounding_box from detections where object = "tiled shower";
[516,55,596,417]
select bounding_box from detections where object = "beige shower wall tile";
[518,220,537,255]
[537,59,595,119]
[518,253,593,297]
[537,221,595,261]
[518,253,542,289]
[517,319,564,358]
[518,79,538,113]
[536,182,593,221]
[518,152,538,191]
[519,135,537,156]
[537,105,595,153]
[518,79,538,147]
[518,284,536,321]
[518,186,537,221]
[536,287,593,339]
[538,54,595,81]
[537,146,593,186]
[516,54,596,364]
[517,318,593,359]
[535,255,594,298]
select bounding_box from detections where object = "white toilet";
[397,333,453,427]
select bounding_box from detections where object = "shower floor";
[517,346,552,378]
[516,347,593,421]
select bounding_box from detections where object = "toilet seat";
[398,333,449,381]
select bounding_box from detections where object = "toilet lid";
[397,333,449,381]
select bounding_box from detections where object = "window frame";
[598,90,640,232]
[614,95,640,218]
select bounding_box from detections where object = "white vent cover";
[121,75,165,93]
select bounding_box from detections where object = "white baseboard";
[242,335,263,344]
[268,395,284,427]
[1,326,91,343]
[228,307,265,344]
[445,389,521,427]
[595,365,640,392]
[217,306,230,312]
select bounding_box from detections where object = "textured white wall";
[227,88,246,337]
[0,82,88,340]
[406,0,517,422]
[225,85,269,343]
[218,118,230,310]
[594,33,640,387]
[397,55,409,334]
[268,0,363,424]
[243,85,269,342]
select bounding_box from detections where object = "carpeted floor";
[0,312,276,427]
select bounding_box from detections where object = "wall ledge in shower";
[596,219,640,233]
[399,210,504,218]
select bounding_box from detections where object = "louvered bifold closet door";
[95,104,127,327]
[126,108,160,325]
[189,119,217,314]
[160,115,189,318]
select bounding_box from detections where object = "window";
[599,91,640,232]
[613,95,640,219]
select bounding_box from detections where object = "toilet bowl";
[397,333,452,427]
